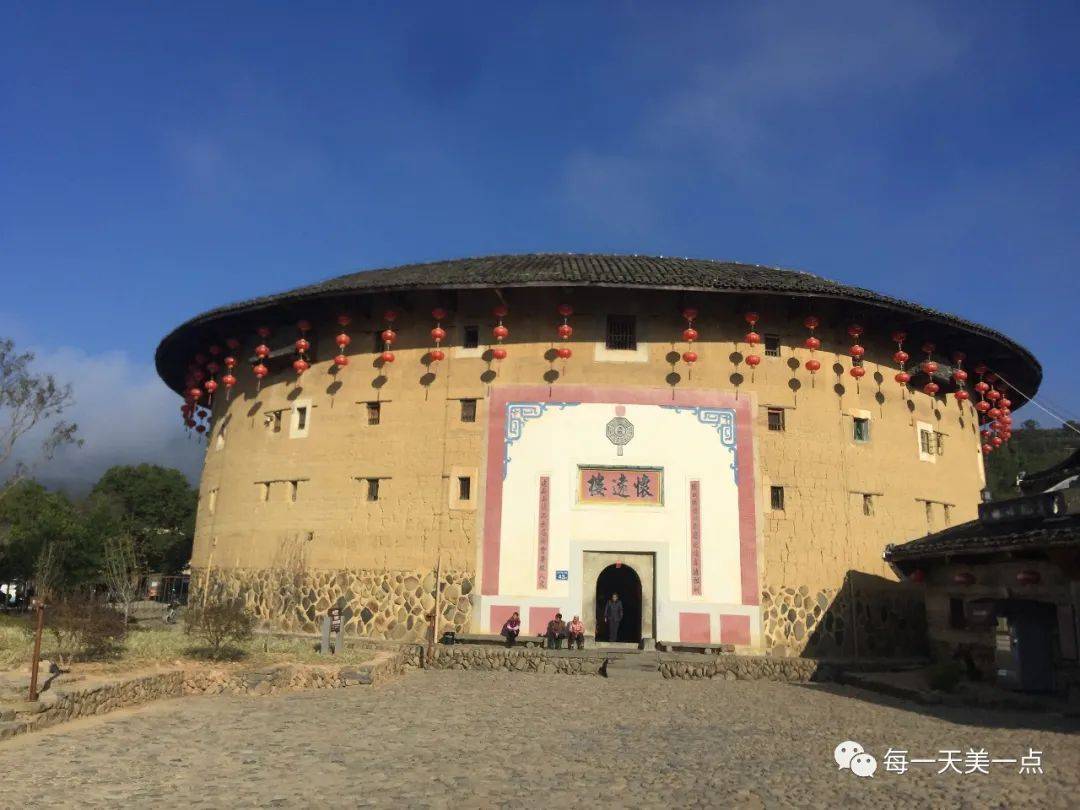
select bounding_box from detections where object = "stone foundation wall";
[192,567,474,642]
[422,646,607,674]
[762,580,927,658]
[1,653,406,741]
[660,654,824,681]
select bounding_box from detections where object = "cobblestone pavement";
[1,671,1077,808]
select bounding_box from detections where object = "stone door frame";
[581,551,656,641]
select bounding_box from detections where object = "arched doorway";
[595,563,642,643]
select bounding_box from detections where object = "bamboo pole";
[28,599,45,701]
[430,553,443,655]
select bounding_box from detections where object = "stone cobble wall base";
[1,652,405,742]
[423,646,606,675]
[192,566,474,642]
[762,579,927,659]
[660,654,825,681]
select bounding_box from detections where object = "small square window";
[266,411,283,433]
[862,493,874,516]
[258,482,270,502]
[944,504,952,526]
[296,407,308,431]
[925,501,934,530]
[367,402,381,426]
[764,335,781,357]
[458,476,472,501]
[767,408,785,432]
[920,429,933,455]
[366,479,380,501]
[208,488,218,515]
[460,399,477,423]
[770,485,785,511]
[289,481,299,502]
[934,431,946,456]
[853,417,870,442]
[605,315,637,350]
[463,325,479,349]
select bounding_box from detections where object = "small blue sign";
[555,570,569,581]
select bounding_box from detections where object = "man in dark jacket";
[604,593,623,642]
[545,613,567,649]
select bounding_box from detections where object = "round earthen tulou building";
[156,254,1040,655]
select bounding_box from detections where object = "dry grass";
[0,614,373,671]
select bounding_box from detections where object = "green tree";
[89,464,196,574]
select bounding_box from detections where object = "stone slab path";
[0,671,1077,808]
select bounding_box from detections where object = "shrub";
[185,599,255,659]
[34,598,127,664]
[926,660,964,692]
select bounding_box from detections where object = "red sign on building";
[577,466,663,506]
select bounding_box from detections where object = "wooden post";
[430,554,443,653]
[28,599,45,702]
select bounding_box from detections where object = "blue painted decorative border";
[660,405,739,484]
[504,401,580,479]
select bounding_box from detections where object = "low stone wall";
[192,566,474,643]
[0,651,405,741]
[660,654,825,681]
[422,645,607,674]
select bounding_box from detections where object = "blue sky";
[2,1,1079,489]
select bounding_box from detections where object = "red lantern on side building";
[491,304,508,363]
[1016,570,1041,585]
[909,569,926,584]
[952,572,975,586]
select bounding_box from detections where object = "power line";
[994,372,1080,437]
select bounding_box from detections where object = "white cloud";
[2,340,202,495]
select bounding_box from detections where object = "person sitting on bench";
[545,613,567,649]
[566,615,585,649]
[500,612,521,647]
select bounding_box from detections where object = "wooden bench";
[443,632,544,649]
[657,641,735,655]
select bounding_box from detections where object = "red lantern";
[493,304,508,319]
[204,379,218,394]
[226,338,241,351]
[954,389,969,401]
[987,389,1001,402]
[432,307,448,321]
[745,311,759,326]
[255,344,270,359]
[556,324,572,340]
[188,387,203,401]
[383,310,399,323]
[893,350,909,364]
[337,314,351,328]
[682,307,698,322]
[222,373,237,391]
[895,371,911,384]
[746,354,761,368]
[493,324,509,340]
[850,366,866,379]
[890,330,907,343]
[847,324,864,338]
[923,382,940,395]
[744,331,761,345]
[921,360,939,375]
[805,359,821,373]
[297,320,311,333]
[893,331,909,389]
[492,347,507,361]
[557,347,572,360]
[295,338,310,353]
[849,344,865,358]
[557,304,573,318]
[976,401,991,413]
[334,354,349,367]
[804,316,819,330]
[555,304,572,365]
[336,333,351,349]
[1000,398,1012,409]
[804,336,821,351]
[224,356,237,369]
[683,350,698,364]
[952,572,975,586]
[292,359,309,375]
[381,329,397,345]
[381,351,395,364]
[953,369,968,382]
[982,443,993,454]
[253,363,268,380]
[682,327,698,342]
[431,326,447,342]
[988,407,1002,419]
[909,569,926,584]
[429,349,446,363]
[1016,570,1040,585]
[992,436,1003,447]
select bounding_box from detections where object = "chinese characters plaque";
[537,476,550,589]
[689,480,702,595]
[578,466,663,506]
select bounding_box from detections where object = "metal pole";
[28,599,45,702]
[430,553,443,654]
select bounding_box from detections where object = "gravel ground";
[1,671,1077,808]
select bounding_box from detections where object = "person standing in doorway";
[604,593,623,642]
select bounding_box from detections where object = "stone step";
[604,652,659,678]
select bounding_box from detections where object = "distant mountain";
[985,421,1080,499]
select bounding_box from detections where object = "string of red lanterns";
[253,326,271,389]
[803,316,821,375]
[681,308,698,370]
[293,320,312,377]
[381,310,398,367]
[744,312,761,372]
[334,315,351,369]
[429,308,447,366]
[556,304,573,361]
[848,324,865,381]
[222,337,239,399]
[892,331,910,387]
[492,305,508,361]
[952,352,969,402]
[920,342,939,396]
